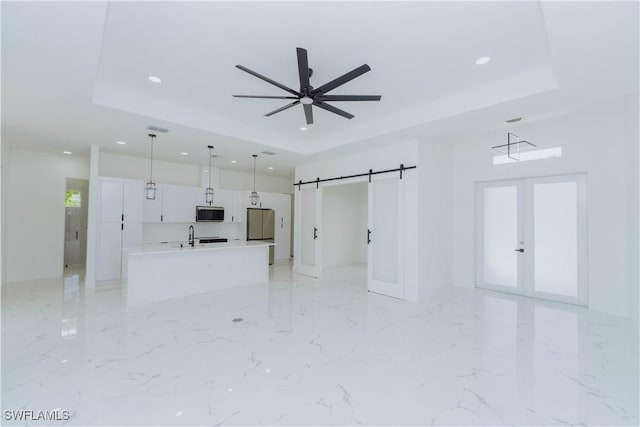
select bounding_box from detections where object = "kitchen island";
[123,241,273,306]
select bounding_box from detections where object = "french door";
[367,174,404,298]
[476,174,587,305]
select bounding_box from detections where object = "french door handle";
[514,249,524,252]
[313,227,318,240]
[367,229,371,244]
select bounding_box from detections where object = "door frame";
[294,185,323,278]
[475,173,588,306]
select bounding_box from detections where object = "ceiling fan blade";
[297,47,310,92]
[312,101,354,120]
[233,95,298,99]
[303,104,313,125]
[236,65,300,96]
[312,64,371,95]
[320,95,381,101]
[264,100,300,117]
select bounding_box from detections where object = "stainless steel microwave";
[195,206,224,222]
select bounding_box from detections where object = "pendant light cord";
[149,134,156,182]
[253,155,257,192]
[208,147,213,188]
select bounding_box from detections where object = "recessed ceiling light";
[116,141,126,145]
[180,152,189,156]
[268,166,274,170]
[300,127,308,131]
[475,56,491,65]
[203,170,208,173]
[148,76,162,83]
[506,117,522,123]
[63,151,72,155]
[230,160,237,164]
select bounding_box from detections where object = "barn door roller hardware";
[294,164,416,189]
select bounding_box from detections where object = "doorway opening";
[475,174,588,306]
[64,178,89,274]
[321,182,368,288]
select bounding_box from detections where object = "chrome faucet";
[188,225,195,247]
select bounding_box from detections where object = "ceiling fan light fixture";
[300,127,308,131]
[233,47,380,125]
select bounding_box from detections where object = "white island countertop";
[124,240,274,306]
[126,240,275,256]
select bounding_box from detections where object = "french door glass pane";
[300,188,316,267]
[483,186,519,287]
[533,182,578,297]
[372,179,398,283]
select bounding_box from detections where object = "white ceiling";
[2,1,638,176]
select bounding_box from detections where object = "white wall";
[418,140,453,301]
[219,169,293,194]
[295,140,419,302]
[5,148,90,282]
[450,95,638,318]
[100,152,201,186]
[625,98,639,334]
[322,182,368,268]
[1,141,9,283]
[100,151,293,194]
[143,222,242,243]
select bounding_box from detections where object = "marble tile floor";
[2,263,638,426]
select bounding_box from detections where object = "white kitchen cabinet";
[97,222,122,281]
[211,190,247,223]
[256,191,276,209]
[143,186,162,223]
[273,193,292,261]
[96,178,144,281]
[123,181,144,222]
[100,180,124,223]
[161,184,197,223]
[232,191,248,223]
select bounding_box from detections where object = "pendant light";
[205,145,215,205]
[250,154,259,206]
[145,133,157,200]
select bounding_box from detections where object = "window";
[493,147,563,165]
[65,191,82,208]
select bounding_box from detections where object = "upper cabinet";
[99,178,143,223]
[198,189,246,223]
[143,184,197,223]
[143,186,162,223]
[161,184,197,223]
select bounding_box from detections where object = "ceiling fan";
[233,47,381,125]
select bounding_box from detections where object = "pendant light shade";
[250,154,259,206]
[145,134,157,200]
[205,145,215,205]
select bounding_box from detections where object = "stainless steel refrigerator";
[246,208,275,265]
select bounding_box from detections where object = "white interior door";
[367,175,404,298]
[476,175,587,305]
[476,180,525,295]
[297,187,321,278]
